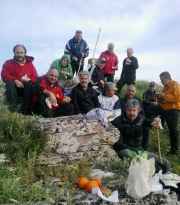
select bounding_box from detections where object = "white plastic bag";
[150,170,163,192]
[125,155,155,199]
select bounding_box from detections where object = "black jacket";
[142,89,157,114]
[111,114,153,152]
[89,65,104,87]
[70,83,101,114]
[121,56,138,76]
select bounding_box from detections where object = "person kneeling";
[31,68,74,118]
[111,99,171,174]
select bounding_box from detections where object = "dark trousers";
[117,74,136,93]
[104,74,114,83]
[142,127,150,151]
[5,81,33,114]
[32,94,74,118]
[71,64,83,75]
[147,105,179,153]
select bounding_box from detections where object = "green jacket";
[50,54,73,80]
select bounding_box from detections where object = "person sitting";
[111,99,171,174]
[88,57,106,94]
[120,84,143,115]
[98,82,121,119]
[31,68,74,118]
[142,82,158,150]
[70,70,100,114]
[50,54,73,95]
[1,44,38,114]
[86,82,121,126]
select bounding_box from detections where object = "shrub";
[0,105,49,164]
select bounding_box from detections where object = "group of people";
[1,30,180,174]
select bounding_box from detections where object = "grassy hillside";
[0,80,179,204]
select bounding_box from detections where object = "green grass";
[0,80,179,204]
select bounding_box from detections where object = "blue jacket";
[64,37,89,65]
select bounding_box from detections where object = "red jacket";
[1,56,38,84]
[99,51,119,74]
[31,75,65,110]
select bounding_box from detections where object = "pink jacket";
[99,51,118,74]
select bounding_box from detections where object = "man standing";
[148,72,180,155]
[64,30,89,75]
[142,82,158,150]
[99,43,118,83]
[1,44,38,114]
[111,99,171,174]
[31,68,74,118]
[70,71,100,114]
[117,48,139,94]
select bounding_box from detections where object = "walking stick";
[156,128,163,164]
[154,96,163,164]
[92,28,101,59]
[76,57,83,76]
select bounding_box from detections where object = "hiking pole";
[92,28,101,59]
[76,57,83,76]
[156,128,163,164]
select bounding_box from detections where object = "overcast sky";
[0,0,179,84]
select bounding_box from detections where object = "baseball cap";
[149,82,156,87]
[98,57,106,63]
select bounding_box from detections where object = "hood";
[25,55,34,62]
[60,54,71,65]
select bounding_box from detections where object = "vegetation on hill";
[0,80,179,204]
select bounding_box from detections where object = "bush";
[0,104,49,164]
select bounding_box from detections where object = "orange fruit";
[77,177,89,189]
[86,180,98,193]
[93,178,102,187]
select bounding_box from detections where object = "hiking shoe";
[166,150,179,156]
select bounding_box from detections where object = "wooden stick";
[150,131,157,139]
[156,128,163,164]
[76,57,83,76]
[92,28,101,59]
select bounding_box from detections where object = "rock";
[36,115,119,165]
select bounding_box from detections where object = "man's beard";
[14,55,26,63]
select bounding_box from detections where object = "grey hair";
[127,48,133,53]
[108,43,115,48]
[126,84,136,92]
[78,70,90,79]
[159,71,171,80]
[103,82,115,93]
[75,30,82,34]
[124,99,141,112]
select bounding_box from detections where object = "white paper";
[92,187,119,203]
[22,74,30,81]
[45,97,58,109]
